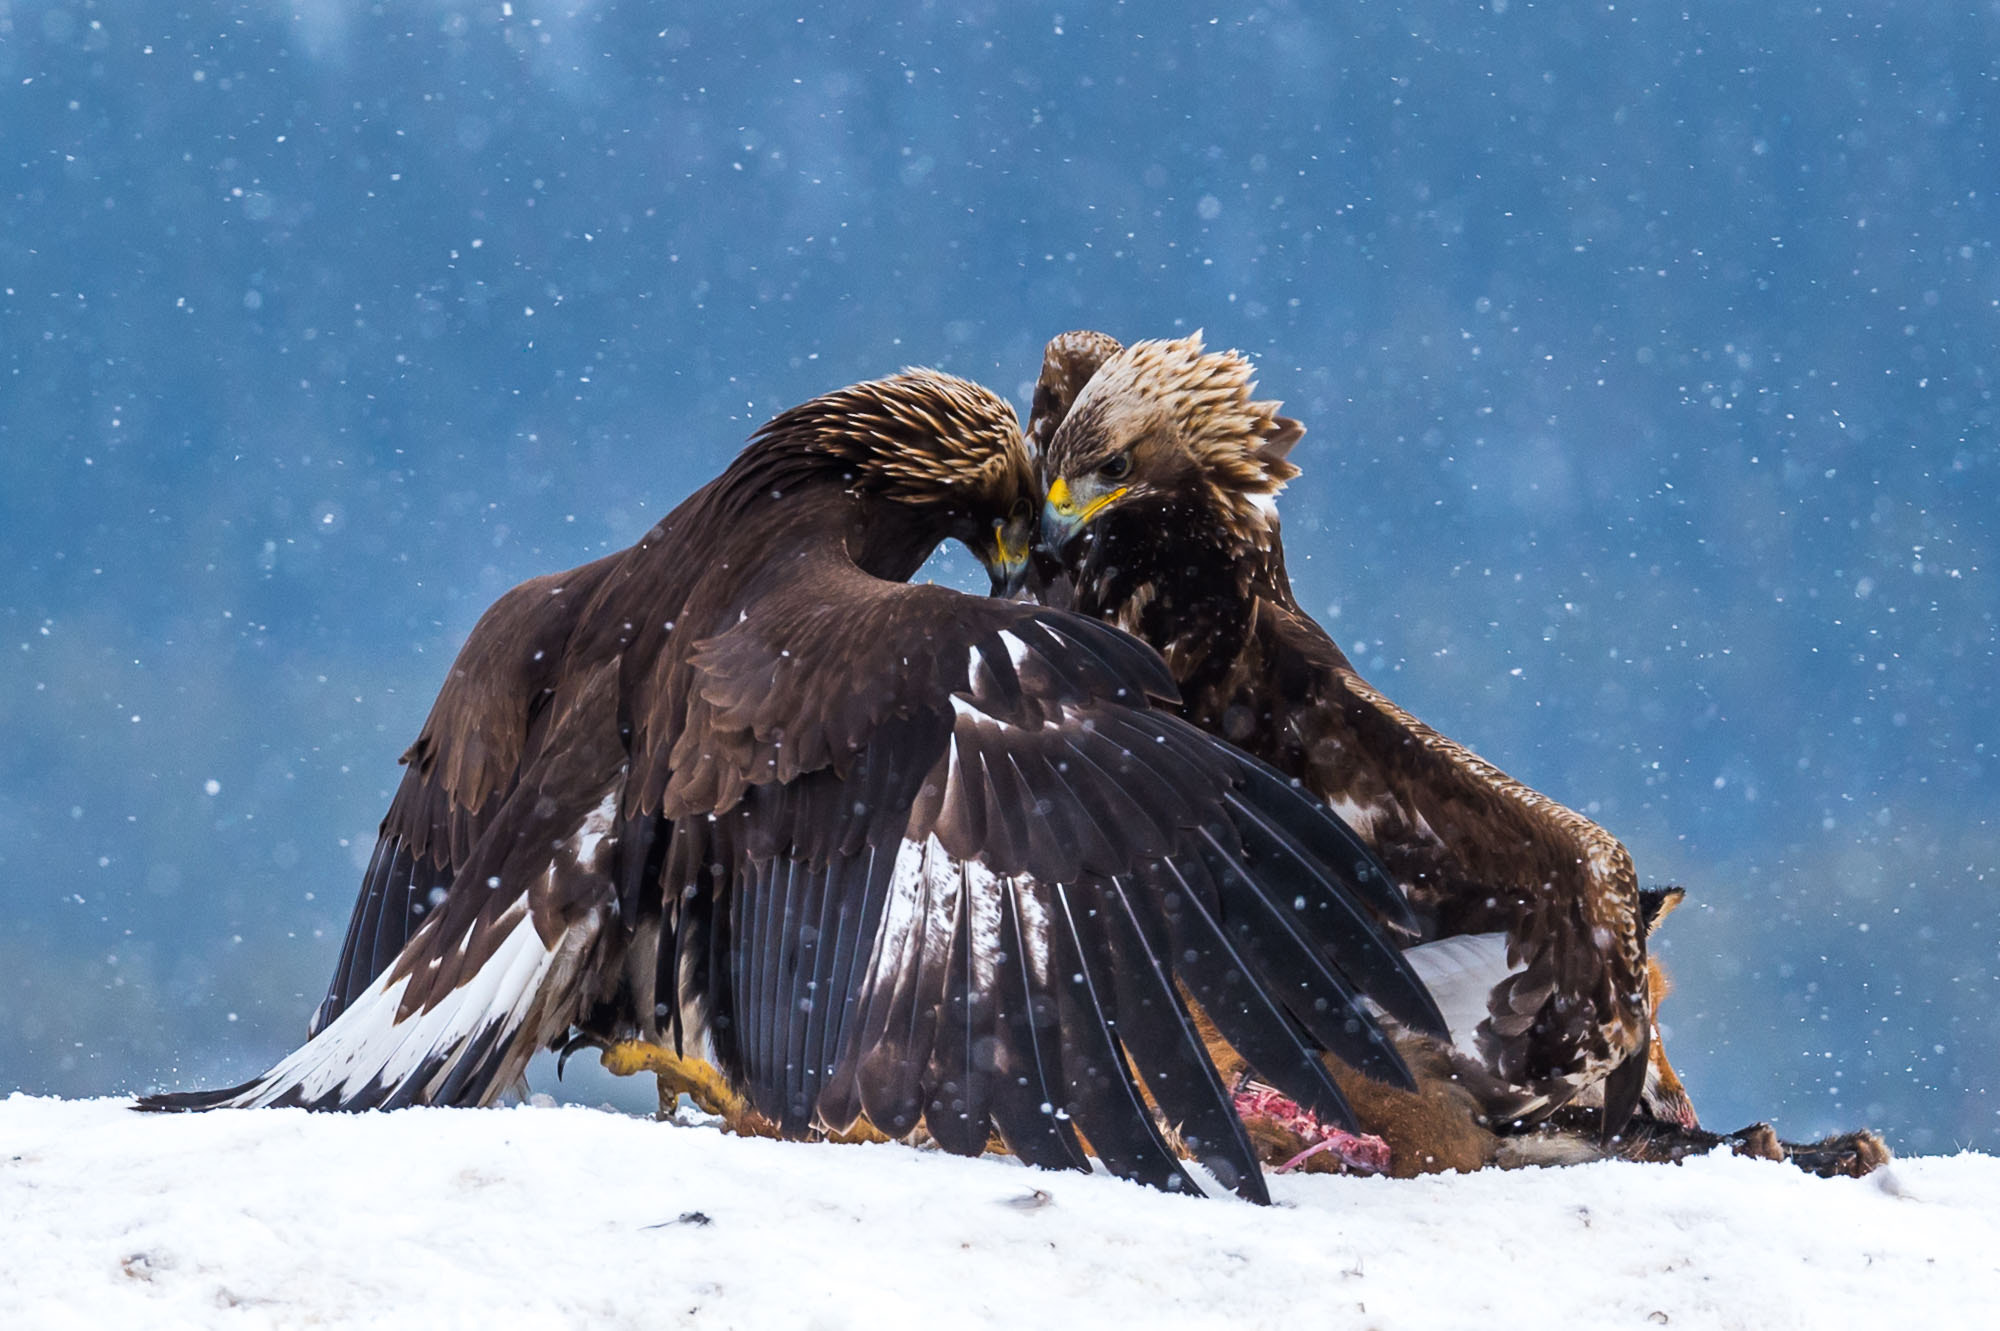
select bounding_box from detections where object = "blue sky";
[2,1,1994,1150]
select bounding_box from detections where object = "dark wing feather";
[1198,825,1415,1089]
[1096,877,1267,1202]
[984,878,1091,1172]
[791,854,849,1130]
[312,837,450,1037]
[655,559,1441,1198]
[1215,776,1441,1049]
[1050,884,1205,1196]
[311,556,623,1035]
[1152,852,1357,1129]
[922,867,997,1157]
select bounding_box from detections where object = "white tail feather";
[215,908,561,1109]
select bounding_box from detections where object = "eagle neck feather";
[1075,497,1294,711]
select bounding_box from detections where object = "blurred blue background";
[3,2,1994,1152]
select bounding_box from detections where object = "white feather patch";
[206,908,558,1110]
[918,840,963,981]
[870,835,961,1010]
[868,834,1013,1014]
[1400,932,1523,1060]
[1325,794,1386,840]
[948,694,1017,730]
[1011,877,1052,986]
[960,860,1005,995]
[571,790,619,871]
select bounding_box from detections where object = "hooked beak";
[1038,475,1129,554]
[985,514,1034,598]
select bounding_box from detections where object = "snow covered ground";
[3,1094,1994,1330]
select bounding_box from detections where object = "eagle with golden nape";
[139,367,1454,1204]
[1027,330,1889,1178]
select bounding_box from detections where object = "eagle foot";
[1725,1122,1892,1179]
[600,1040,774,1137]
[1560,1112,1892,1179]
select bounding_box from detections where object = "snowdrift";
[3,1094,1993,1329]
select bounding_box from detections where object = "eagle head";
[753,368,1038,594]
[1034,332,1304,562]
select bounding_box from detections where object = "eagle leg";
[597,1042,908,1146]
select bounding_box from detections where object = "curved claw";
[556,1031,608,1082]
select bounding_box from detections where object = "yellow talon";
[602,1040,760,1130]
[598,1041,904,1147]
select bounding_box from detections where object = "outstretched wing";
[1268,600,1648,1105]
[143,657,634,1112]
[652,568,1444,1202]
[309,555,623,1036]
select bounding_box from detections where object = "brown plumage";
[1032,331,1653,1136]
[1517,884,1889,1176]
[138,367,1449,1203]
[1036,339,1891,1178]
[1030,330,1127,455]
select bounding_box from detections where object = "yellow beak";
[994,517,1029,569]
[1042,475,1129,550]
[986,515,1033,596]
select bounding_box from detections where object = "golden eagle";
[1028,332,1658,1144]
[141,368,1447,1202]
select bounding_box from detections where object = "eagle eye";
[1098,454,1132,481]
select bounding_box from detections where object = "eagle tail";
[309,833,453,1038]
[138,907,591,1113]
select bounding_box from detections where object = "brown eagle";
[1028,331,1657,1141]
[1029,331,1892,1180]
[140,368,1448,1203]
